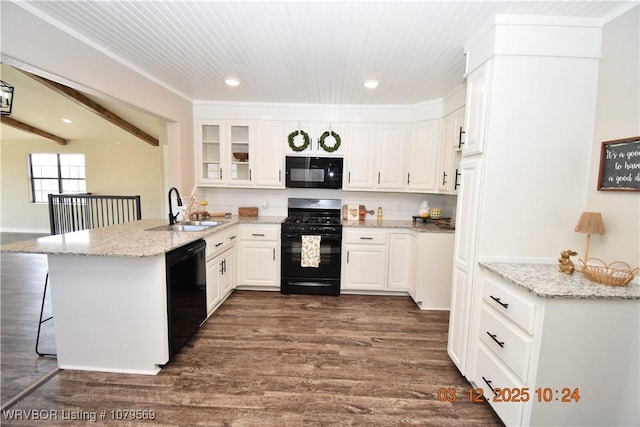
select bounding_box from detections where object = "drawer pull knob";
[482,376,495,393]
[486,331,505,348]
[490,295,509,309]
[215,242,224,247]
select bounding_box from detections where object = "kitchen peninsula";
[2,217,453,374]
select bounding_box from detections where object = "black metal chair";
[36,194,142,357]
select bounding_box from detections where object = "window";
[29,153,86,203]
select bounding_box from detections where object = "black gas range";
[280,198,342,296]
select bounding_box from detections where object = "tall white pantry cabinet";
[446,16,638,426]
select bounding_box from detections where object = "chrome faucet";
[168,187,183,225]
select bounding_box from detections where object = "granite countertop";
[480,262,640,300]
[0,216,285,258]
[0,215,450,258]
[342,219,455,233]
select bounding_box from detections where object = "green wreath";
[288,130,310,152]
[319,130,341,153]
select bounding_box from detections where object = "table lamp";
[574,211,605,266]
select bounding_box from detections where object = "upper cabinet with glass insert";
[196,120,252,185]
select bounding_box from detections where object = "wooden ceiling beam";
[22,71,159,147]
[1,116,67,145]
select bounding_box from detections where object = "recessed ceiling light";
[224,78,240,87]
[364,80,380,89]
[61,118,73,124]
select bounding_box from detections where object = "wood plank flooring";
[1,233,58,404]
[2,286,503,426]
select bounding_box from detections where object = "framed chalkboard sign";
[598,137,640,191]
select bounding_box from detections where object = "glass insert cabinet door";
[229,124,250,183]
[201,124,222,181]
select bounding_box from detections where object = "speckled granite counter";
[0,216,285,258]
[480,262,640,300]
[342,219,455,233]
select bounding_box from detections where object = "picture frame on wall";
[597,136,640,192]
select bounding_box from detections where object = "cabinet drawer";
[479,306,532,383]
[239,225,279,241]
[474,344,524,427]
[205,233,228,258]
[343,229,387,244]
[482,274,537,335]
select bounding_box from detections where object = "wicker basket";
[579,258,639,287]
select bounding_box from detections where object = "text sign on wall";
[598,137,640,191]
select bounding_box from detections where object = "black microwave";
[285,156,343,189]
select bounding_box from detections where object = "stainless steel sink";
[145,220,223,232]
[146,224,211,232]
[182,220,222,227]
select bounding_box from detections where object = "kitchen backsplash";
[190,187,457,221]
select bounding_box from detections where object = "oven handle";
[282,233,342,240]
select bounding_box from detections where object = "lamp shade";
[574,212,605,235]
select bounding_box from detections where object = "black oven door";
[281,232,342,295]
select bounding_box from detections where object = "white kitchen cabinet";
[195,120,253,186]
[204,226,238,316]
[341,228,388,291]
[447,157,483,374]
[410,232,454,310]
[387,232,415,291]
[237,224,280,289]
[344,123,406,191]
[437,107,464,193]
[462,60,492,156]
[344,124,376,189]
[407,120,440,192]
[284,122,346,156]
[470,268,639,427]
[253,122,284,188]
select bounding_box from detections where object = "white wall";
[586,6,640,267]
[0,136,163,233]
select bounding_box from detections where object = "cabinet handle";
[458,126,466,148]
[489,295,509,309]
[407,173,411,185]
[273,248,276,261]
[279,170,282,182]
[347,250,350,263]
[482,376,495,393]
[359,237,373,240]
[377,171,381,184]
[215,242,223,247]
[220,168,223,180]
[348,171,351,184]
[229,235,237,240]
[486,331,505,348]
[454,169,461,190]
[249,169,252,181]
[252,233,265,237]
[442,171,448,186]
[219,260,224,274]
[223,259,227,274]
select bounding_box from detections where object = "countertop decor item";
[429,207,443,219]
[288,129,310,152]
[319,130,341,153]
[574,211,604,266]
[558,249,578,274]
[239,207,258,217]
[358,205,374,221]
[579,258,639,287]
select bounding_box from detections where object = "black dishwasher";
[165,239,207,359]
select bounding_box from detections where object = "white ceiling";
[10,0,635,105]
[1,1,635,146]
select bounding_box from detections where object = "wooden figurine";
[558,250,578,274]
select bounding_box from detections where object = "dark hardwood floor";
[1,233,58,405]
[2,271,503,426]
